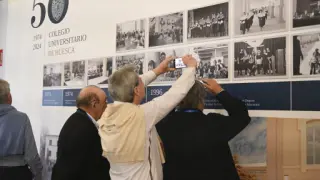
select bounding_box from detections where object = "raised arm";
[202,79,251,141]
[139,71,157,86]
[141,55,197,130]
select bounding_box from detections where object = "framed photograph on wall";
[116,53,145,75]
[116,19,146,52]
[187,2,229,42]
[87,57,113,85]
[293,0,320,28]
[234,36,287,79]
[149,12,184,47]
[63,60,86,87]
[190,43,229,79]
[293,32,320,77]
[43,63,63,87]
[147,48,188,83]
[233,0,287,36]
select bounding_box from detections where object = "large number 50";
[31,0,69,28]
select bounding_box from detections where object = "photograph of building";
[149,12,183,47]
[116,19,145,52]
[234,0,286,36]
[116,54,144,75]
[87,57,113,85]
[229,117,320,180]
[41,135,58,180]
[43,63,63,87]
[147,48,188,82]
[293,32,320,76]
[234,36,286,79]
[188,2,228,42]
[63,61,86,87]
[293,0,320,28]
[190,43,228,79]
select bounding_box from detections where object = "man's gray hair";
[0,79,10,104]
[108,65,139,102]
[179,80,206,109]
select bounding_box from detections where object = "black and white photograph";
[188,2,229,42]
[149,12,183,47]
[43,63,63,87]
[87,57,113,85]
[147,48,188,82]
[293,0,320,28]
[234,0,286,36]
[63,60,86,86]
[293,33,320,76]
[190,43,229,79]
[40,131,58,180]
[234,36,286,78]
[116,19,145,52]
[116,54,144,75]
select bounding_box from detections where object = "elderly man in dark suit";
[52,86,110,180]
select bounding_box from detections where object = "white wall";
[3,0,320,152]
[0,0,7,78]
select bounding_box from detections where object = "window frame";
[299,119,320,172]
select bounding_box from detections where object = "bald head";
[76,85,105,108]
[76,86,107,120]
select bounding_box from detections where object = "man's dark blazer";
[156,91,251,180]
[51,109,110,180]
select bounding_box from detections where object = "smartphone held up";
[173,57,187,69]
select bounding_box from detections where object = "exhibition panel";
[3,0,320,179]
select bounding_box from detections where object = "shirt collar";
[86,112,98,129]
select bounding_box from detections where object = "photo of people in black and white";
[63,61,86,86]
[43,63,62,87]
[149,12,183,47]
[190,44,229,79]
[188,2,228,42]
[116,54,144,75]
[116,19,145,52]
[147,48,188,82]
[293,0,320,28]
[234,0,286,36]
[87,57,113,85]
[293,33,320,76]
[234,37,286,78]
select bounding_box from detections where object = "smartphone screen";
[174,58,187,69]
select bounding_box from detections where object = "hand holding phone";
[173,58,187,69]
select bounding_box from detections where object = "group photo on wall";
[293,32,320,76]
[149,12,183,47]
[116,54,144,75]
[293,0,320,28]
[187,2,228,42]
[234,0,286,36]
[234,36,286,78]
[190,43,229,79]
[116,19,145,52]
[147,48,188,82]
[43,63,63,87]
[87,57,113,85]
[63,61,86,86]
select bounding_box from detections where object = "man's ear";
[133,86,139,96]
[8,93,12,105]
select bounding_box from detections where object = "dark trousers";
[0,165,33,180]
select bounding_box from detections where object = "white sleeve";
[141,67,196,131]
[139,71,157,86]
